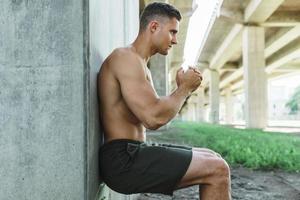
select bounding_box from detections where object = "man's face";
[152,17,179,55]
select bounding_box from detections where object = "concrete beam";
[259,22,300,27]
[220,7,243,23]
[178,7,196,17]
[224,10,300,27]
[219,67,243,89]
[204,0,285,96]
[272,65,300,72]
[257,11,300,27]
[196,2,221,64]
[231,80,244,91]
[264,11,300,26]
[268,71,300,82]
[221,47,300,89]
[221,79,243,95]
[232,89,244,96]
[221,68,300,95]
[219,25,300,89]
[265,26,300,58]
[209,0,284,71]
[209,24,243,70]
[219,63,239,73]
[244,0,285,23]
[266,38,300,73]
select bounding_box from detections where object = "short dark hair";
[139,2,181,31]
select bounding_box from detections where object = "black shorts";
[99,139,192,196]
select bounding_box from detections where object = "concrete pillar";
[204,94,210,122]
[181,108,187,121]
[149,55,168,96]
[225,86,234,124]
[0,0,139,200]
[90,1,140,199]
[196,87,205,121]
[243,26,268,129]
[187,103,196,121]
[209,69,220,124]
[204,106,210,122]
[168,66,178,93]
[187,95,199,121]
[0,1,88,199]
[149,54,169,129]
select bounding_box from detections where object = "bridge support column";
[209,69,220,124]
[149,54,168,96]
[225,86,234,124]
[196,87,205,122]
[243,26,268,129]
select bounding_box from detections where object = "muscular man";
[98,2,231,200]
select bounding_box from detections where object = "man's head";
[139,2,181,55]
[140,2,181,31]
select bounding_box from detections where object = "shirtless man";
[98,2,231,200]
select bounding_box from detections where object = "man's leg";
[192,147,222,157]
[176,148,231,200]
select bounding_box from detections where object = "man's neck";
[131,32,157,63]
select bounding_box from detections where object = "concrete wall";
[0,0,88,199]
[0,0,140,199]
[90,0,140,199]
[149,54,168,96]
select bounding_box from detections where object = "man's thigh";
[193,147,222,157]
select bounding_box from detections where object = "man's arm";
[110,50,201,130]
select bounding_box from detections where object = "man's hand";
[176,67,202,93]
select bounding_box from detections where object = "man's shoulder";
[109,47,137,61]
[106,47,142,70]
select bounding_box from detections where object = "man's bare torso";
[98,47,155,142]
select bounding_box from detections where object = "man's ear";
[149,21,159,33]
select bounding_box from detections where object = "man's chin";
[159,50,169,55]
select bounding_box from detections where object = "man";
[98,2,231,200]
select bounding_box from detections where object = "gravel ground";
[138,167,300,200]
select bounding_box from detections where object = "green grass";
[149,121,300,172]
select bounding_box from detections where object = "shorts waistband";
[100,139,144,151]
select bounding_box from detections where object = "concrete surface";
[90,0,139,199]
[0,0,89,199]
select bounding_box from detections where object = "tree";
[285,85,300,114]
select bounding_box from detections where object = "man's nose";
[171,36,178,45]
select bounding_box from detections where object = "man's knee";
[217,158,230,175]
[213,158,231,184]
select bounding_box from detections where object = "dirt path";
[138,167,300,200]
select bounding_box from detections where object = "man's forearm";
[152,86,190,126]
